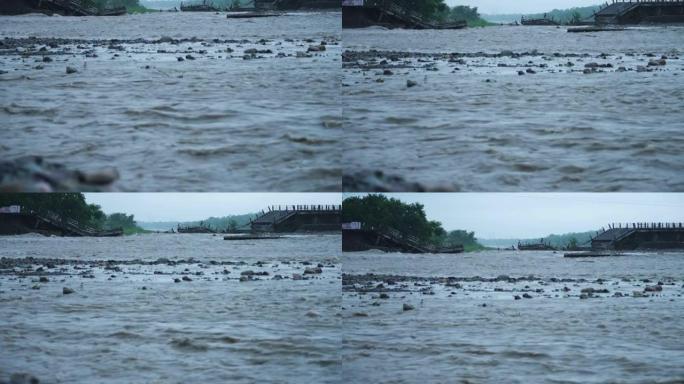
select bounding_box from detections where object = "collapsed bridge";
[591,223,684,250]
[245,205,341,233]
[342,223,464,254]
[594,0,684,24]
[0,206,123,237]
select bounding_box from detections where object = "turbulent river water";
[0,12,341,191]
[0,233,341,383]
[342,250,684,383]
[342,26,684,192]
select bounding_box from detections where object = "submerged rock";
[402,303,414,311]
[304,267,322,274]
[343,170,458,192]
[0,156,119,192]
[66,66,78,74]
[62,287,74,295]
[9,373,40,384]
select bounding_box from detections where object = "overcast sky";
[446,0,600,14]
[345,193,684,239]
[85,193,341,222]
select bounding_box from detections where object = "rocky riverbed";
[342,25,684,192]
[0,233,341,383]
[342,250,684,383]
[0,12,341,191]
[342,272,684,305]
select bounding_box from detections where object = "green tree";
[343,194,438,244]
[227,219,239,232]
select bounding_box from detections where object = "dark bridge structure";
[342,0,466,29]
[0,207,123,237]
[590,222,684,250]
[245,205,341,233]
[594,0,684,24]
[342,223,464,254]
[0,0,126,16]
[255,0,339,10]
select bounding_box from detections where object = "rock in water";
[406,80,418,88]
[304,267,322,274]
[0,156,119,192]
[9,373,40,384]
[66,66,78,74]
[77,168,119,186]
[402,303,414,311]
[62,287,74,295]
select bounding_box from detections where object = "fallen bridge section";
[246,205,341,233]
[0,207,123,237]
[342,0,466,29]
[594,0,684,24]
[343,224,464,254]
[591,223,684,250]
[0,0,126,16]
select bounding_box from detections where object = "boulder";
[304,267,322,275]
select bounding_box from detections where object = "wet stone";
[304,267,322,275]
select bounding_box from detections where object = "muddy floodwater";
[342,250,684,383]
[0,233,341,383]
[342,26,684,191]
[0,12,341,191]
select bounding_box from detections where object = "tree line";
[343,194,484,251]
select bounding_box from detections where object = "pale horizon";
[445,0,601,14]
[344,193,684,239]
[84,193,341,222]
